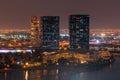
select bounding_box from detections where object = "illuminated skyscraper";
[69,15,89,52]
[41,16,59,49]
[30,16,41,46]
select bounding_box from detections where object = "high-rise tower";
[30,16,41,47]
[41,16,59,49]
[69,15,89,52]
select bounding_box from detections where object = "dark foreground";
[0,57,120,80]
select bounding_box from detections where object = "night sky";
[0,0,120,30]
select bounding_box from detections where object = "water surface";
[0,57,120,80]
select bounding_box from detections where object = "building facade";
[30,16,41,47]
[69,15,89,52]
[41,16,59,49]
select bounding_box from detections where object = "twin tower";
[30,15,89,52]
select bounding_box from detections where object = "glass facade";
[41,16,59,49]
[69,15,89,52]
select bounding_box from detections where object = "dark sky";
[0,0,120,30]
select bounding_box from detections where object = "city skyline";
[0,0,120,29]
[0,1,120,79]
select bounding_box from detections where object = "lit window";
[80,29,83,31]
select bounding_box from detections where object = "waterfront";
[0,57,119,80]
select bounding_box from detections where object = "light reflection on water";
[25,70,28,80]
[0,58,120,80]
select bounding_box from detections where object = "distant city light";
[0,49,32,53]
[26,49,32,52]
[16,49,22,52]
[0,50,9,53]
[101,33,106,37]
[10,50,16,53]
[96,40,100,44]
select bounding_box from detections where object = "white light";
[96,40,100,44]
[56,63,59,65]
[10,50,16,53]
[26,49,32,52]
[101,33,105,37]
[0,50,9,53]
[17,62,20,64]
[16,49,22,52]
